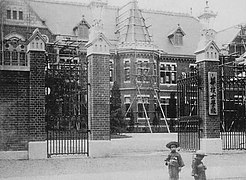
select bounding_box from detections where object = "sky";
[59,0,246,31]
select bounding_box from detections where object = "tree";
[168,92,177,132]
[127,109,135,132]
[110,82,126,134]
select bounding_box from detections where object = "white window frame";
[160,62,177,85]
[137,95,150,119]
[109,59,114,83]
[124,58,131,83]
[136,58,149,83]
[124,95,131,119]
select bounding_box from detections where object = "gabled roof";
[143,10,202,55]
[215,25,242,50]
[195,40,220,54]
[86,32,111,47]
[28,0,202,56]
[73,16,91,32]
[168,25,186,38]
[26,28,46,44]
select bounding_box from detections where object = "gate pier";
[195,29,222,154]
[27,29,47,159]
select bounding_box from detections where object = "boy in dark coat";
[191,150,207,180]
[165,141,185,180]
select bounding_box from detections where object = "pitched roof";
[28,0,202,56]
[215,25,242,50]
[167,25,186,38]
[116,1,152,43]
[195,40,220,54]
[27,28,46,44]
[143,10,202,55]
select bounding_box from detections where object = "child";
[165,141,185,180]
[191,150,207,180]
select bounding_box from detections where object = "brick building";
[0,0,245,156]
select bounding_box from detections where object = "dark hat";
[195,150,207,156]
[166,141,179,149]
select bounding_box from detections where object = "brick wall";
[197,60,220,138]
[28,51,46,141]
[0,71,30,151]
[88,54,110,140]
[0,50,46,151]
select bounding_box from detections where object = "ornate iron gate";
[177,71,201,151]
[45,46,89,157]
[220,56,246,150]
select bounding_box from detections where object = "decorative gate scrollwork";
[45,45,89,157]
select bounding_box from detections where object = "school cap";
[166,141,179,149]
[195,150,207,156]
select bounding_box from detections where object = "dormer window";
[6,9,24,21]
[174,32,183,46]
[73,15,90,40]
[168,25,185,46]
[78,25,89,39]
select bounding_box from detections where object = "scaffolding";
[115,0,152,43]
[230,24,246,57]
[124,50,171,133]
[0,0,6,64]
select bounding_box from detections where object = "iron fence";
[177,70,200,151]
[45,45,89,157]
[219,57,246,150]
[178,117,201,151]
[47,116,89,157]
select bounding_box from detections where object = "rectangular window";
[174,33,183,46]
[189,64,197,76]
[19,52,26,66]
[12,51,18,65]
[125,96,131,118]
[0,52,2,65]
[13,10,17,20]
[137,95,149,118]
[153,62,157,83]
[136,59,149,82]
[4,51,11,65]
[160,97,169,118]
[160,63,177,84]
[19,11,23,20]
[124,59,130,82]
[7,10,11,19]
[109,60,114,82]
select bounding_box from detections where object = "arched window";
[2,33,27,67]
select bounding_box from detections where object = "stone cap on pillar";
[27,28,46,52]
[195,38,220,63]
[85,32,111,56]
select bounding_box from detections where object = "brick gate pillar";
[27,29,47,159]
[86,32,111,141]
[195,29,222,154]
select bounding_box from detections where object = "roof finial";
[206,0,209,7]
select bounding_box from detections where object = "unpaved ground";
[1,133,246,180]
[1,150,246,180]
